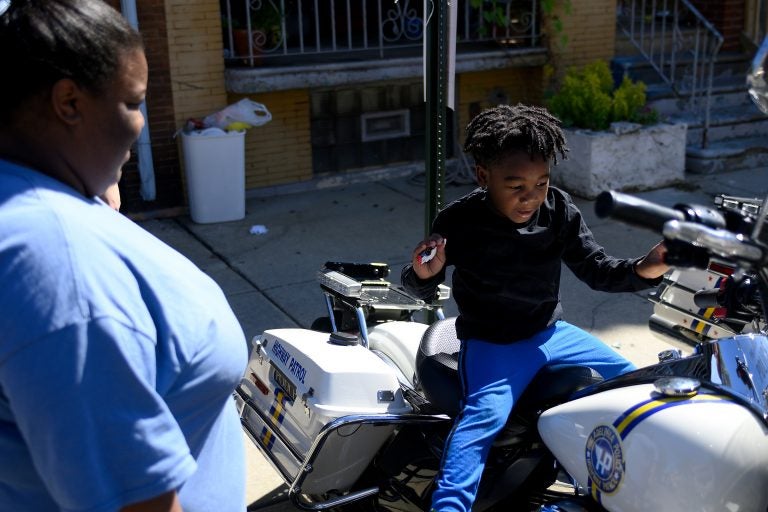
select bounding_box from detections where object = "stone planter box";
[552,122,687,199]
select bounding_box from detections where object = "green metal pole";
[424,0,448,237]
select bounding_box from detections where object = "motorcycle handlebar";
[662,221,765,264]
[595,191,686,231]
[596,189,766,269]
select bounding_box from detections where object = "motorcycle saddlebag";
[236,328,413,495]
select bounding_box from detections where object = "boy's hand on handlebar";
[635,241,669,280]
[412,235,447,279]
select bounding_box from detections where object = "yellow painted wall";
[547,0,617,73]
[164,0,231,202]
[227,90,313,189]
[228,67,547,189]
[164,0,228,125]
[165,0,311,190]
[456,66,545,145]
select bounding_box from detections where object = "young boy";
[401,104,668,512]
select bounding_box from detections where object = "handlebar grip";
[693,288,723,308]
[595,191,685,232]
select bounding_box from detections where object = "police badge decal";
[585,424,625,495]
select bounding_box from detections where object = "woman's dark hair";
[463,103,569,168]
[0,0,144,123]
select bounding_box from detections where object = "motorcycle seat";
[415,318,603,440]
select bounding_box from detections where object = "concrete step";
[611,52,750,95]
[614,35,762,175]
[648,86,751,117]
[668,102,768,145]
[614,22,693,57]
[680,100,768,173]
[686,135,768,174]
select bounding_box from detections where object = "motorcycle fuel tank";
[538,382,768,511]
[237,328,411,495]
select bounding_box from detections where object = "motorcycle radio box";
[236,328,413,495]
[649,263,740,343]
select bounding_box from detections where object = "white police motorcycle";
[234,40,768,512]
[235,185,768,511]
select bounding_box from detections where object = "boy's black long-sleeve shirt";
[401,186,662,343]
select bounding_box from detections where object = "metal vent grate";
[361,109,410,142]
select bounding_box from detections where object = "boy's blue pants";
[430,320,636,512]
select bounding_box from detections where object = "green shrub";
[547,60,658,131]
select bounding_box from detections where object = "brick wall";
[227,90,313,189]
[164,0,228,123]
[456,67,545,145]
[104,0,184,212]
[692,0,745,52]
[546,0,617,75]
[163,0,230,205]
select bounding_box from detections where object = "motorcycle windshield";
[698,335,768,417]
[748,43,768,245]
[751,194,768,247]
[749,35,768,115]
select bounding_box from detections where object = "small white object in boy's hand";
[418,246,437,265]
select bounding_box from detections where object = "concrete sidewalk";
[138,165,768,510]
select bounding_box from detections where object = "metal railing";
[222,0,542,66]
[617,0,723,148]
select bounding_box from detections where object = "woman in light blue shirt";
[0,1,248,511]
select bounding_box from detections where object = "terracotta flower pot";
[232,28,264,66]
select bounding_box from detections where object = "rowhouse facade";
[109,0,758,215]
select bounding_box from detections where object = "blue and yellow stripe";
[612,392,730,439]
[587,392,732,503]
[259,390,289,450]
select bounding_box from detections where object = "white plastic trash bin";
[181,129,246,223]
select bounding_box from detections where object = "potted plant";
[222,2,282,65]
[469,0,508,37]
[220,16,247,60]
[251,3,282,49]
[470,0,572,46]
[546,60,687,199]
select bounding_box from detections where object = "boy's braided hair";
[463,103,569,168]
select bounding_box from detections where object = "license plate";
[271,364,297,402]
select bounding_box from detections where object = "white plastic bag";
[203,98,272,131]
